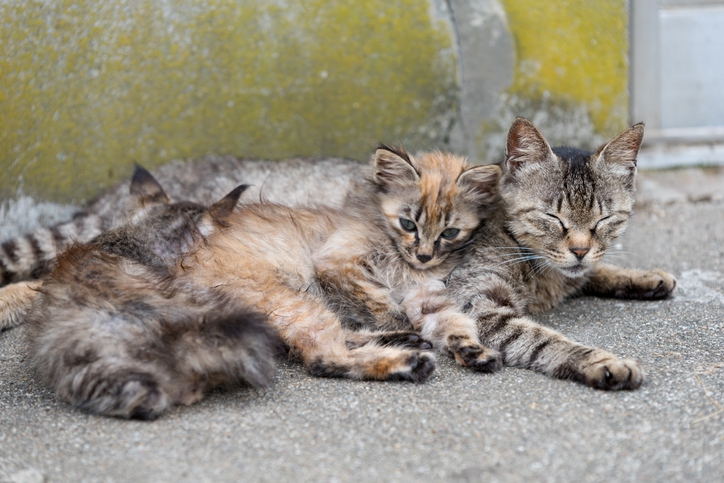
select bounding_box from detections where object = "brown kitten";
[25,167,279,419]
[181,147,502,381]
[435,118,676,390]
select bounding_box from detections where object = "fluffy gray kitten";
[26,167,279,419]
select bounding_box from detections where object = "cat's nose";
[570,247,589,260]
[416,254,433,264]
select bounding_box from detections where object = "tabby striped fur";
[438,118,676,389]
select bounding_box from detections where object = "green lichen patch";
[499,0,629,137]
[0,0,457,202]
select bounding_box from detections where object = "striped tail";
[0,212,107,285]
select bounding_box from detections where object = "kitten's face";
[373,147,500,271]
[501,118,644,278]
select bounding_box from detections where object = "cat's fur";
[25,167,279,419]
[1,120,677,391]
[0,156,359,285]
[179,147,502,381]
[425,118,677,389]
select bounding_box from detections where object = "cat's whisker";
[490,255,547,269]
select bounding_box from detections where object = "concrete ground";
[0,168,722,483]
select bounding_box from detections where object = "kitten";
[25,166,279,419]
[0,156,359,285]
[180,146,502,381]
[421,118,677,390]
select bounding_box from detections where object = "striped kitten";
[25,167,279,419]
[432,118,677,389]
[180,147,502,381]
[0,156,359,285]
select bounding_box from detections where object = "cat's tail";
[173,307,281,393]
[0,212,107,286]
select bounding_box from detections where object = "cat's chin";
[557,264,591,279]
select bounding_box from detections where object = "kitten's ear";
[457,164,501,209]
[207,184,249,222]
[373,145,419,187]
[594,123,644,174]
[505,117,555,173]
[130,164,169,204]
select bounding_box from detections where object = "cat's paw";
[371,331,433,350]
[450,344,502,373]
[77,377,170,420]
[583,358,644,390]
[618,270,677,299]
[391,351,436,383]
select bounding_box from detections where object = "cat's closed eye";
[545,213,567,231]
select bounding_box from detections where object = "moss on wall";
[500,0,629,136]
[0,0,457,202]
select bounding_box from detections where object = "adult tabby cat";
[414,118,676,389]
[26,167,279,419]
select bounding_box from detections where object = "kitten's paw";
[583,358,644,390]
[617,270,677,299]
[372,331,433,350]
[76,376,170,420]
[345,330,433,350]
[450,344,502,373]
[391,352,436,383]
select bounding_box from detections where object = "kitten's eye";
[399,218,416,232]
[546,213,566,230]
[440,228,460,239]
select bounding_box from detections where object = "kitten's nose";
[416,253,433,264]
[570,247,589,260]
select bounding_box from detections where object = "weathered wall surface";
[0,0,629,204]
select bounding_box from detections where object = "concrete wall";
[1,0,629,203]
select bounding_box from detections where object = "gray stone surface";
[1,188,723,482]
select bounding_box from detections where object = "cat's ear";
[373,145,419,187]
[130,164,169,204]
[457,164,501,209]
[505,117,555,174]
[594,123,644,176]
[206,184,249,225]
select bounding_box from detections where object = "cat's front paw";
[394,352,436,383]
[583,358,644,390]
[618,270,677,299]
[447,337,502,373]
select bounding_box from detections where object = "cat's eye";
[440,228,460,239]
[399,218,416,232]
[592,215,612,232]
[546,213,566,230]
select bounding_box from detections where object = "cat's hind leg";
[584,263,676,299]
[258,289,436,382]
[0,280,40,330]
